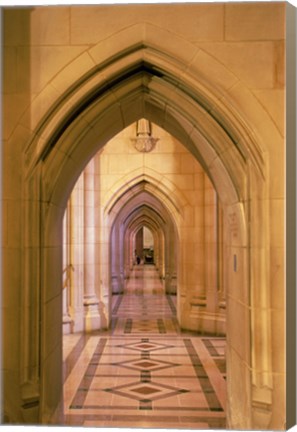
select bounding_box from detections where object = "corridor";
[63,265,226,429]
[3,5,288,427]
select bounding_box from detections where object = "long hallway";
[63,265,226,429]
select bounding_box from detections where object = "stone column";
[62,205,72,334]
[111,224,121,293]
[119,223,125,290]
[189,175,206,302]
[83,159,101,331]
[135,227,143,262]
[154,233,159,270]
[70,174,85,332]
[204,179,219,332]
[123,225,132,281]
[62,283,72,334]
[179,172,206,331]
[129,231,134,271]
[165,227,176,294]
[159,230,165,279]
[218,202,226,315]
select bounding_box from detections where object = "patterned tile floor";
[63,265,226,429]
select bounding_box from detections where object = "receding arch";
[106,181,181,231]
[24,23,266,180]
[21,28,273,429]
[104,172,187,219]
[109,185,178,297]
[24,30,267,210]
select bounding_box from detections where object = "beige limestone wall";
[2,3,286,429]
[3,4,285,140]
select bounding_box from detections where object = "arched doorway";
[142,226,154,264]
[21,38,272,428]
[133,226,155,265]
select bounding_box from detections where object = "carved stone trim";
[131,119,159,152]
[131,136,159,153]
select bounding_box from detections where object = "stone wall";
[2,4,286,429]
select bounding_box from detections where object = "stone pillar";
[159,230,165,279]
[62,205,72,334]
[218,203,226,331]
[165,227,176,294]
[111,224,121,293]
[225,200,251,430]
[180,173,206,330]
[70,174,85,332]
[135,227,143,262]
[204,179,219,333]
[129,232,134,271]
[154,233,159,270]
[119,223,125,289]
[123,226,132,280]
[156,230,162,277]
[189,173,206,304]
[62,284,72,334]
[83,159,101,331]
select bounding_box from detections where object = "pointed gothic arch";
[20,27,276,428]
[109,187,178,297]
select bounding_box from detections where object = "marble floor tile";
[63,264,226,429]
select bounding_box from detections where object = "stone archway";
[20,34,276,429]
[108,183,179,300]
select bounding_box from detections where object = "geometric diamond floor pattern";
[63,264,226,429]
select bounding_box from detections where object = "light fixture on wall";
[131,119,159,152]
